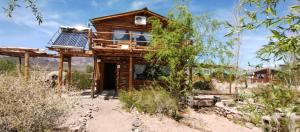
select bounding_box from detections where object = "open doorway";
[103,63,117,96]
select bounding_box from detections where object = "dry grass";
[0,71,70,131]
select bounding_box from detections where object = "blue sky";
[0,0,290,68]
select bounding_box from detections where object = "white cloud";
[131,1,148,9]
[91,0,101,7]
[107,0,122,7]
[0,7,62,35]
[129,0,166,10]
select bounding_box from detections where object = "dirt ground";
[63,91,262,132]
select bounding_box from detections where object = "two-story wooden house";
[48,8,167,96]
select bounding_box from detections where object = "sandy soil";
[63,91,262,132]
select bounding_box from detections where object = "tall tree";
[146,2,233,100]
[226,0,300,85]
[3,0,43,24]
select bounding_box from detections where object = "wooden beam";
[129,55,133,90]
[58,52,64,96]
[67,57,72,90]
[24,52,29,81]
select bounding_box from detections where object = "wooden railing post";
[129,31,133,52]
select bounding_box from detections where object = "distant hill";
[0,55,93,72]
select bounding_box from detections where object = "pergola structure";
[0,47,56,80]
[47,26,93,96]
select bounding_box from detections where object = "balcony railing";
[88,31,151,51]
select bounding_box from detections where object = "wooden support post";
[88,29,93,50]
[91,56,97,98]
[96,58,101,93]
[24,52,30,81]
[18,57,22,73]
[116,63,120,94]
[67,57,72,90]
[129,55,133,90]
[58,52,64,96]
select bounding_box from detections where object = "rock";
[69,121,86,132]
[245,122,254,129]
[227,114,233,120]
[132,119,142,127]
[289,113,300,132]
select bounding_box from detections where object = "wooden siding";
[91,10,166,93]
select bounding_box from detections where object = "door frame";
[100,61,120,94]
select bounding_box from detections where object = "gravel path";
[63,92,262,132]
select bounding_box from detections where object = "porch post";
[116,63,120,94]
[129,55,133,90]
[58,51,64,96]
[91,56,97,98]
[24,52,30,81]
[18,56,22,74]
[96,57,101,93]
[67,57,72,90]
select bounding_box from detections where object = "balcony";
[90,31,152,53]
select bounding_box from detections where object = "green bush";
[238,85,300,125]
[71,70,92,90]
[0,59,16,74]
[0,73,69,131]
[251,85,299,114]
[193,80,214,90]
[119,86,179,117]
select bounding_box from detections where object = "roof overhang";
[90,8,167,25]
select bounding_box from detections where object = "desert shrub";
[193,80,214,90]
[0,59,16,74]
[0,73,70,131]
[238,85,300,125]
[72,70,92,90]
[119,86,179,117]
[85,65,93,73]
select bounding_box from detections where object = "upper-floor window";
[113,30,150,46]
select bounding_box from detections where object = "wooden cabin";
[47,8,167,96]
[90,8,166,95]
[250,68,278,83]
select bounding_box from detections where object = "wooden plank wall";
[95,56,151,91]
[93,13,153,46]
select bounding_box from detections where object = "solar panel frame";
[51,31,88,49]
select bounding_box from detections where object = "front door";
[103,63,117,91]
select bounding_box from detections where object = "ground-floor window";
[133,64,169,80]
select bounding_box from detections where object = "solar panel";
[52,32,88,49]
